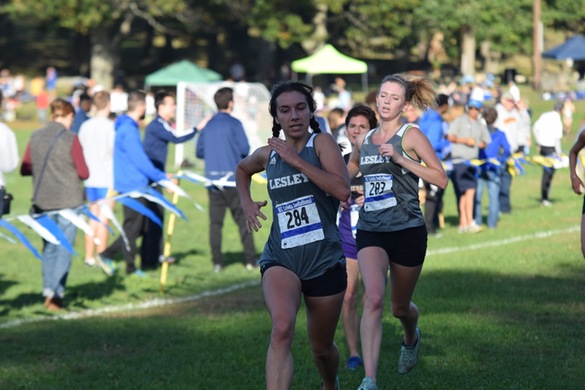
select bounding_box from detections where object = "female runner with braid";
[236,81,350,390]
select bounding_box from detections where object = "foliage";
[544,0,585,34]
[335,0,421,56]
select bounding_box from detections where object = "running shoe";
[131,269,147,278]
[357,377,378,390]
[345,355,363,370]
[95,255,116,276]
[398,327,421,374]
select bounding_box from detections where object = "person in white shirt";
[0,90,19,218]
[532,101,564,206]
[109,84,128,116]
[78,91,115,269]
[494,91,531,214]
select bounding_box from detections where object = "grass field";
[1,89,585,389]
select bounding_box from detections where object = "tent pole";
[362,72,368,94]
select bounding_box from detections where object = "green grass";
[1,87,585,389]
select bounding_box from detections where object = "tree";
[4,0,209,89]
[413,0,534,77]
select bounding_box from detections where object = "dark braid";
[310,116,321,133]
[271,118,281,138]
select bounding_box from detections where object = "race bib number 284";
[276,195,324,249]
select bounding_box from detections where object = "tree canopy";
[1,0,584,88]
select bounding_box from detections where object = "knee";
[343,288,358,309]
[270,318,295,346]
[364,290,385,313]
[310,339,337,360]
[391,301,414,319]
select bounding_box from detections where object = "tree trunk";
[302,3,328,53]
[90,26,117,91]
[460,25,476,76]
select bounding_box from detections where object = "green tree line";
[0,0,583,89]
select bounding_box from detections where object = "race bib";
[276,195,324,249]
[363,174,396,211]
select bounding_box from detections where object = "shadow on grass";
[0,273,17,297]
[1,266,584,389]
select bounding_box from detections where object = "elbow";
[339,189,351,202]
[334,182,351,202]
[437,174,449,190]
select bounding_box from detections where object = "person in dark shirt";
[141,91,197,268]
[196,87,257,272]
[70,93,92,134]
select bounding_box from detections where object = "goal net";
[174,81,273,168]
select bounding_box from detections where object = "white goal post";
[174,81,273,168]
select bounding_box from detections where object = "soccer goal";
[174,81,273,168]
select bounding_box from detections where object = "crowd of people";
[1,73,260,310]
[2,69,585,389]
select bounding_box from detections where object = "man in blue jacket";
[196,87,257,272]
[141,91,197,268]
[99,91,167,276]
[419,94,451,236]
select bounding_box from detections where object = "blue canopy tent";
[542,35,585,61]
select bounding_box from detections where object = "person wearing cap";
[447,99,491,233]
[532,101,564,207]
[494,91,531,214]
[474,106,511,229]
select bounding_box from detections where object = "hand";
[378,143,397,159]
[354,194,365,207]
[464,138,475,147]
[268,137,300,166]
[242,200,268,233]
[571,175,584,195]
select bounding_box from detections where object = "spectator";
[419,94,451,236]
[45,66,58,99]
[78,91,115,272]
[141,91,198,268]
[494,91,531,214]
[36,88,50,124]
[562,97,575,136]
[335,77,352,111]
[474,106,511,228]
[196,87,257,272]
[110,84,128,116]
[20,98,89,310]
[98,91,167,276]
[328,108,350,155]
[0,90,19,217]
[533,101,564,207]
[447,99,491,233]
[70,93,92,134]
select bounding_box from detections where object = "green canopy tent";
[291,44,368,92]
[144,60,222,87]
